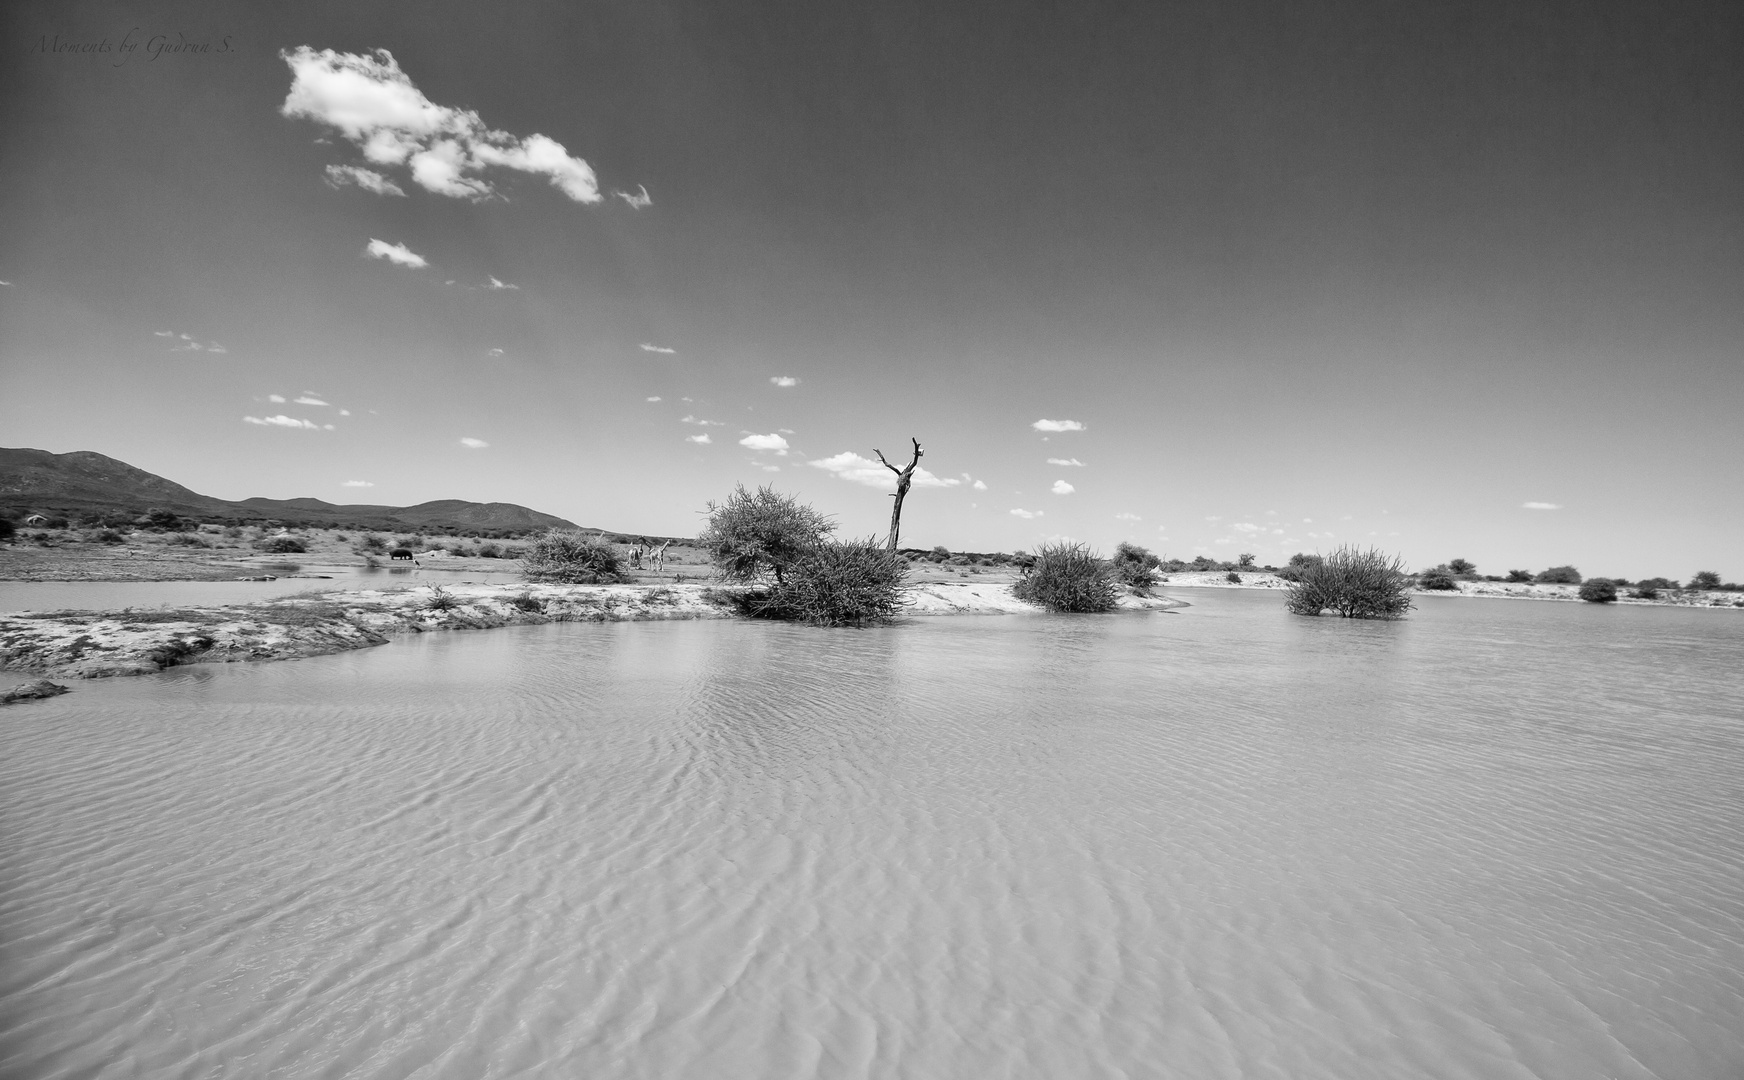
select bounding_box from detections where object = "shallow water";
[0,564,525,612]
[3,591,1742,1079]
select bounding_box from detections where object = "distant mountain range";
[0,448,580,533]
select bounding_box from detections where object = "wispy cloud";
[1233,522,1263,534]
[681,415,723,426]
[459,437,489,449]
[1051,480,1075,495]
[487,276,518,290]
[639,343,676,354]
[365,238,427,267]
[645,396,662,402]
[740,433,790,453]
[244,415,319,429]
[293,395,330,406]
[1032,419,1085,432]
[686,433,711,444]
[342,480,374,487]
[1046,457,1084,467]
[973,480,987,491]
[268,394,286,403]
[486,348,505,359]
[769,376,798,387]
[324,163,407,196]
[281,47,601,203]
[809,452,961,489]
[1115,512,1141,521]
[1522,501,1562,510]
[614,184,652,209]
[154,330,174,337]
[1010,508,1042,519]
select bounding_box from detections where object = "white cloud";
[1032,419,1085,432]
[208,345,228,354]
[154,330,173,337]
[485,348,505,359]
[761,465,780,472]
[809,451,961,489]
[686,433,711,444]
[1522,501,1562,510]
[365,238,427,267]
[640,343,676,354]
[1010,509,1042,519]
[339,408,351,416]
[1205,515,1222,522]
[459,437,489,449]
[1232,522,1263,534]
[1051,480,1075,495]
[244,414,318,429]
[681,415,722,426]
[487,276,518,290]
[614,184,652,209]
[973,480,987,491]
[1115,512,1141,521]
[739,433,790,453]
[268,394,287,403]
[323,424,336,430]
[343,480,374,487]
[281,47,601,203]
[770,376,799,387]
[324,163,406,196]
[1047,457,1085,467]
[293,395,330,406]
[645,396,662,402]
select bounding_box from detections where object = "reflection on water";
[0,563,526,612]
[2,591,1742,1078]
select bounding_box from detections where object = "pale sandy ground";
[0,580,1185,684]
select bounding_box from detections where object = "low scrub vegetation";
[1417,566,1459,591]
[1578,578,1619,603]
[1111,542,1160,595]
[700,485,835,584]
[259,535,308,554]
[1535,565,1582,585]
[1285,546,1412,619]
[521,530,628,584]
[744,539,908,626]
[1012,542,1119,613]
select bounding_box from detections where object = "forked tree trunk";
[874,438,924,552]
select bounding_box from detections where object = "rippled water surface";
[4,591,1742,1079]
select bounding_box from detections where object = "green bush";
[95,528,125,544]
[1013,542,1120,613]
[1226,571,1242,584]
[1285,546,1413,619]
[700,484,835,584]
[1535,566,1582,585]
[1578,578,1618,603]
[477,542,503,559]
[1689,571,1721,590]
[1505,569,1533,583]
[506,591,545,613]
[260,535,308,554]
[747,539,908,626]
[1417,566,1459,591]
[1448,558,1477,576]
[424,586,461,611]
[1631,585,1659,600]
[520,530,629,584]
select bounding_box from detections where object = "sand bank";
[0,580,1183,682]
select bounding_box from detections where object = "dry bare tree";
[873,438,924,552]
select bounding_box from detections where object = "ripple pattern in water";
[3,591,1743,1078]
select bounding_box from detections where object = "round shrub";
[1226,571,1243,584]
[1630,585,1659,600]
[1535,565,1582,585]
[1417,566,1459,591]
[1689,571,1721,590]
[700,484,835,584]
[749,539,908,626]
[1013,542,1119,613]
[1578,578,1618,603]
[1285,546,1413,619]
[260,535,308,554]
[520,529,628,584]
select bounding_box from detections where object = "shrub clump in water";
[747,539,909,626]
[520,529,629,584]
[1285,546,1413,619]
[1013,542,1120,613]
[1111,542,1160,595]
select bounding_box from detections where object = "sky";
[2,0,1740,578]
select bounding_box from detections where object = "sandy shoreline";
[0,580,1186,684]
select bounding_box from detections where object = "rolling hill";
[0,448,580,533]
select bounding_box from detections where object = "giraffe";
[649,539,672,575]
